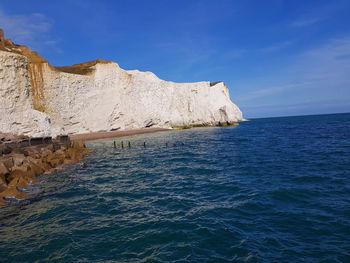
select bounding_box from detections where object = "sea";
[0,113,349,262]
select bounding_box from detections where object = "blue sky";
[0,0,349,118]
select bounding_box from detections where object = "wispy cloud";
[0,10,51,41]
[239,84,300,102]
[237,35,350,117]
[223,49,246,60]
[259,40,293,53]
[242,98,350,118]
[293,37,350,82]
[291,16,322,27]
[289,2,343,28]
[0,9,59,51]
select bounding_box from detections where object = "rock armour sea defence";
[0,29,243,137]
[0,133,89,205]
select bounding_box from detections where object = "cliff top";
[55,59,113,75]
[0,28,112,75]
[0,28,46,63]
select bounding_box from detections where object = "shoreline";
[69,128,171,141]
[0,125,232,206]
[69,123,240,142]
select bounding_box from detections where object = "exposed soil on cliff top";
[55,59,112,75]
[0,28,111,75]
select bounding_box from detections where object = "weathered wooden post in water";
[128,141,131,148]
[113,141,116,148]
[121,141,124,148]
[143,142,146,147]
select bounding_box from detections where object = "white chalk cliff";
[0,31,243,137]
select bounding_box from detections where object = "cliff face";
[0,51,54,136]
[0,32,243,137]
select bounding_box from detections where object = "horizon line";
[247,111,350,120]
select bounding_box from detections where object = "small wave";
[1,113,349,262]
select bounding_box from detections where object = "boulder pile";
[0,133,90,205]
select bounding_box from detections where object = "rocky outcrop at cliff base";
[0,133,89,205]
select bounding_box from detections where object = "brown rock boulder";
[26,157,47,175]
[45,152,64,168]
[72,140,86,149]
[54,149,66,158]
[0,186,27,201]
[0,133,17,142]
[63,158,75,165]
[28,161,45,176]
[0,174,7,191]
[0,144,12,155]
[0,162,9,190]
[0,135,91,206]
[1,157,14,170]
[23,146,42,158]
[10,153,26,166]
[40,147,53,158]
[8,164,35,182]
[8,174,36,189]
[65,148,83,162]
[0,161,9,176]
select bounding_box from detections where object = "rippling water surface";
[1,113,350,262]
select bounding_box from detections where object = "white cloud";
[291,17,322,27]
[259,40,293,53]
[293,37,350,82]
[239,84,300,102]
[237,35,350,117]
[224,49,246,60]
[0,9,55,46]
[289,2,343,28]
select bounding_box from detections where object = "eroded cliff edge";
[0,29,243,137]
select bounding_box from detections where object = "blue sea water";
[1,113,350,262]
